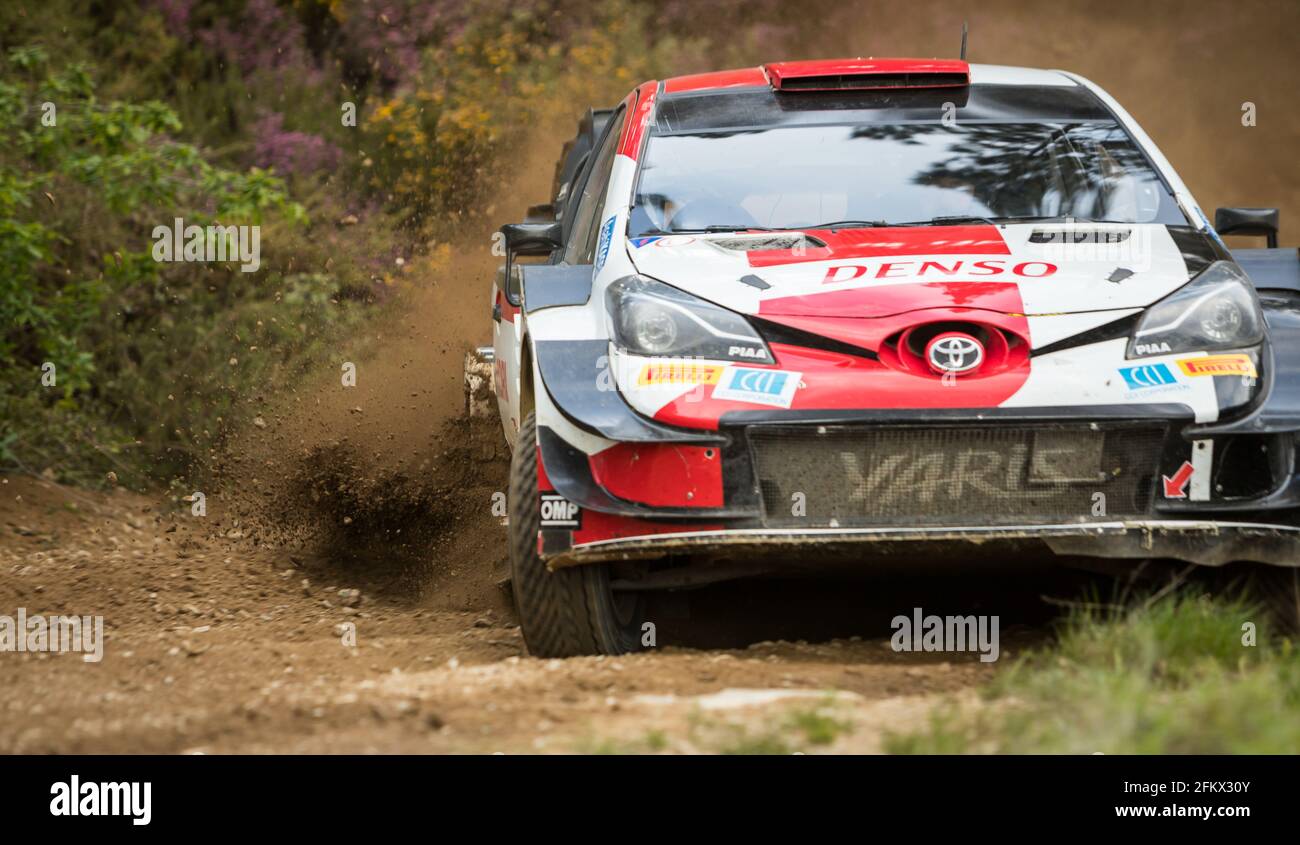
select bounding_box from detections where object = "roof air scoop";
[763,59,971,92]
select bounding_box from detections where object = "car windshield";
[629,121,1187,234]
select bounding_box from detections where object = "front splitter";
[546,520,1300,569]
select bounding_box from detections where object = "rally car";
[473,58,1300,657]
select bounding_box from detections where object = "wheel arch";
[519,330,537,423]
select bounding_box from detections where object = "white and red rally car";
[474,58,1300,656]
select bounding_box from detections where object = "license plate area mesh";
[748,423,1165,527]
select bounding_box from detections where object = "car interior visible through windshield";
[629,121,1186,234]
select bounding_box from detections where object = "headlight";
[605,275,774,363]
[1128,261,1264,358]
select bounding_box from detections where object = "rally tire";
[508,412,644,657]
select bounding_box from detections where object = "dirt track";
[7,0,1295,753]
[3,425,1095,754]
[2,458,1086,753]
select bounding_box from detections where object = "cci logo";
[1119,363,1178,391]
[711,366,801,408]
[729,368,788,396]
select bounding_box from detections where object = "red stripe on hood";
[762,305,1028,352]
[747,225,1008,268]
[647,283,1035,428]
[649,340,1032,429]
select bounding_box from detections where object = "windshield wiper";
[637,215,1129,238]
[893,214,1114,227]
[775,216,1082,230]
[636,225,783,235]
[895,215,1001,226]
[798,220,888,231]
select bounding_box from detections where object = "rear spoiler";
[763,59,970,92]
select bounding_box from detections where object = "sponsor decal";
[822,259,1058,284]
[636,362,723,387]
[728,345,767,360]
[1162,460,1195,499]
[540,494,581,528]
[630,236,662,248]
[1177,354,1256,378]
[1118,362,1190,399]
[1132,341,1172,356]
[839,439,1101,506]
[493,357,508,401]
[1119,362,1179,391]
[595,215,616,271]
[711,366,801,408]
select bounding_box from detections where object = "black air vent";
[709,234,825,252]
[779,72,970,91]
[1029,229,1132,244]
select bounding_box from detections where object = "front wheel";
[508,411,644,657]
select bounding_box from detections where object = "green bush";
[887,593,1300,754]
[0,45,326,486]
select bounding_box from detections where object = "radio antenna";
[960,21,969,60]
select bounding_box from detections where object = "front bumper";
[535,404,1300,569]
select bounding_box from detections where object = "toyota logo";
[925,332,984,375]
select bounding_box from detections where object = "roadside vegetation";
[887,591,1300,754]
[0,0,774,490]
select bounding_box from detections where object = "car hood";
[626,223,1208,327]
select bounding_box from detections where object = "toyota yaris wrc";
[475,59,1300,657]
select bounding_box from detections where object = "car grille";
[749,424,1165,527]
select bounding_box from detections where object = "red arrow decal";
[1162,461,1195,498]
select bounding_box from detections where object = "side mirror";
[500,222,563,306]
[501,222,563,256]
[1216,207,1279,249]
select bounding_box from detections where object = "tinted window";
[566,108,626,263]
[630,121,1186,233]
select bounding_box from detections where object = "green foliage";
[0,45,323,486]
[887,593,1300,754]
